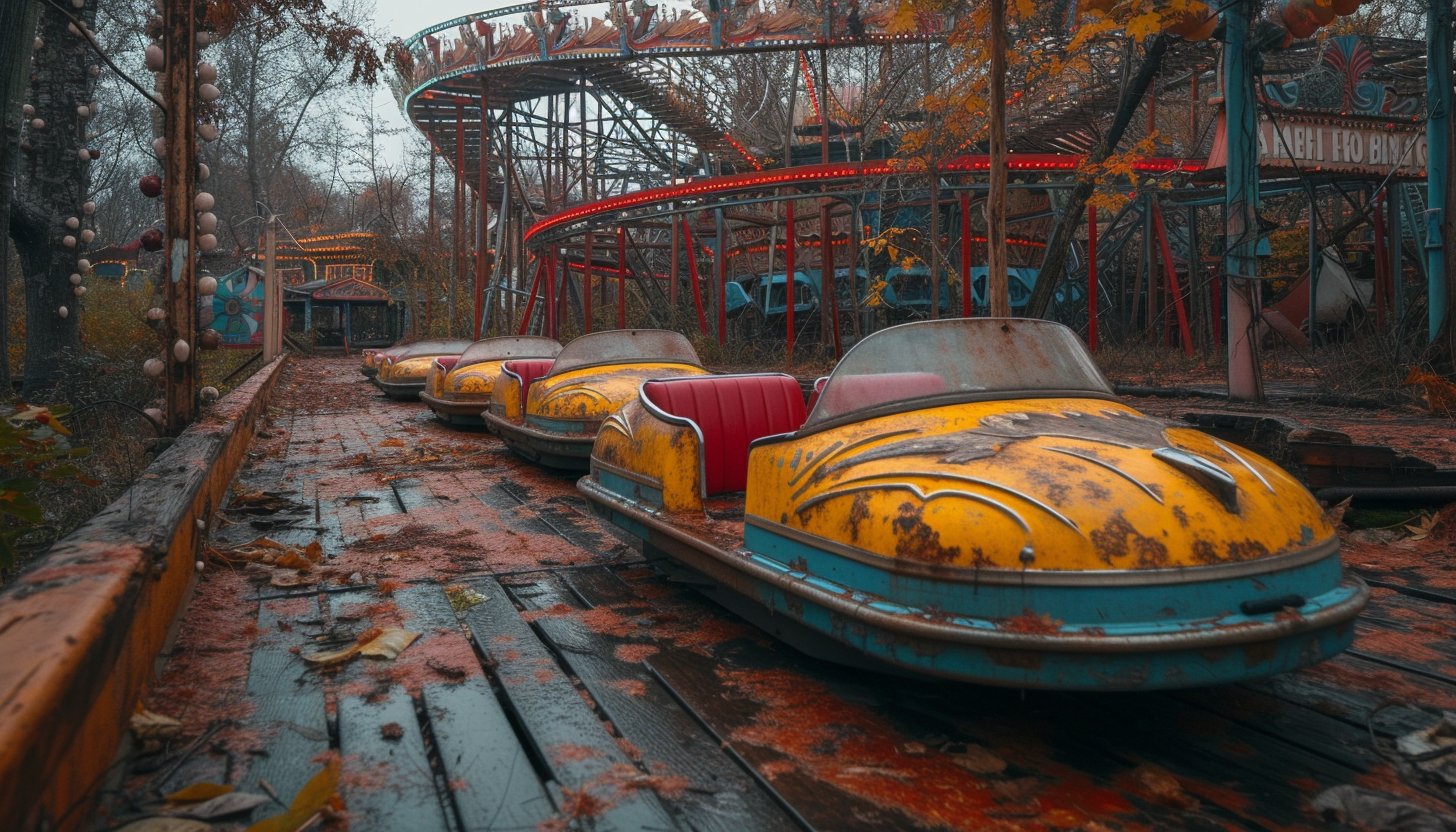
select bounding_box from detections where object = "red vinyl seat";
[816,372,947,417]
[435,356,460,372]
[503,359,556,397]
[643,374,807,495]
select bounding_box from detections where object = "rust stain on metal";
[1087,510,1171,568]
[890,502,962,564]
[845,493,872,542]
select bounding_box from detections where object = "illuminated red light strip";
[524,156,1204,244]
[727,236,1046,257]
[799,52,822,125]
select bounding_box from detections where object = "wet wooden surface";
[95,358,1456,831]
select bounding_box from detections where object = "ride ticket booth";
[264,232,406,350]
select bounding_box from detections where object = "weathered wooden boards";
[0,355,288,832]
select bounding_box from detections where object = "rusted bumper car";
[421,336,562,425]
[360,347,402,379]
[373,339,473,400]
[482,329,708,470]
[577,319,1368,690]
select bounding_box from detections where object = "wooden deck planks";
[458,576,682,832]
[237,596,332,823]
[337,692,453,831]
[515,569,802,832]
[395,583,558,832]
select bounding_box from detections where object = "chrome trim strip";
[784,428,921,494]
[745,515,1341,587]
[795,482,1034,541]
[791,390,1122,438]
[419,392,492,416]
[591,458,664,491]
[577,478,1365,651]
[1046,446,1164,504]
[545,358,704,380]
[1213,439,1277,494]
[815,471,1080,532]
[480,410,594,453]
[638,384,709,499]
[637,373,802,501]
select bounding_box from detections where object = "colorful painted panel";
[206,267,264,348]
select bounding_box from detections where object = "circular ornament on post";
[58,306,68,318]
[199,212,217,233]
[69,273,82,285]
[140,229,163,251]
[199,233,217,252]
[194,192,215,212]
[198,275,218,295]
[139,174,163,198]
[199,331,221,350]
[173,340,191,362]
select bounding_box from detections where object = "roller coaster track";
[394,1,1206,339]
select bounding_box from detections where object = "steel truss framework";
[394,1,1430,362]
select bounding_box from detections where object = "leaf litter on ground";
[244,757,342,832]
[301,627,420,665]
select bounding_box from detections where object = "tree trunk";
[9,0,97,396]
[0,0,41,393]
[1022,34,1169,320]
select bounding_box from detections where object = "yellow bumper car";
[373,339,472,399]
[483,329,709,470]
[420,336,562,426]
[360,346,404,379]
[578,319,1368,690]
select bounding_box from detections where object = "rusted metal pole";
[518,256,543,335]
[584,232,593,333]
[476,78,489,339]
[453,104,465,338]
[819,48,835,349]
[1152,201,1193,356]
[716,208,727,344]
[960,191,972,317]
[1088,205,1099,352]
[786,198,796,361]
[617,227,627,329]
[264,215,279,361]
[683,221,707,334]
[986,0,1010,318]
[163,0,197,432]
[427,144,435,336]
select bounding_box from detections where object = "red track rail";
[524,156,1205,247]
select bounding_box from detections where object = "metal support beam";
[163,0,197,432]
[1222,0,1263,400]
[1428,0,1451,339]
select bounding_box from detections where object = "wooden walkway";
[95,358,1456,831]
